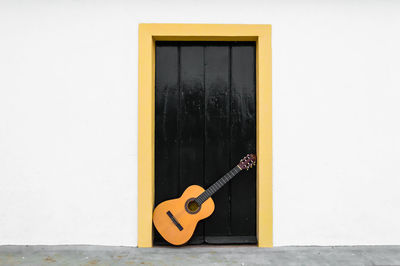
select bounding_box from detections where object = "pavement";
[0,245,399,265]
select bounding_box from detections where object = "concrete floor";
[0,245,399,266]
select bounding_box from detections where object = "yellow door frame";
[138,23,272,247]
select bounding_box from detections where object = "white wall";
[1,0,400,246]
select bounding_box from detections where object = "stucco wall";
[1,0,400,246]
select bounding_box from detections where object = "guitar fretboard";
[195,166,242,205]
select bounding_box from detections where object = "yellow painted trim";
[138,23,272,248]
[256,26,273,248]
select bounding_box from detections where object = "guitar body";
[153,185,215,245]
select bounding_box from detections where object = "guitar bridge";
[166,211,183,231]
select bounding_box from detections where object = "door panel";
[154,41,256,245]
[230,45,257,238]
[204,46,231,238]
[179,46,205,244]
[154,45,181,244]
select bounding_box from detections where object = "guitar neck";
[195,165,242,205]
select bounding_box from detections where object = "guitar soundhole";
[185,198,201,214]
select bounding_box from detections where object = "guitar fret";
[196,164,245,204]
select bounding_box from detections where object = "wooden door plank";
[230,44,257,237]
[203,45,231,239]
[154,44,180,244]
[179,45,205,243]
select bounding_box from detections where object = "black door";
[154,41,256,245]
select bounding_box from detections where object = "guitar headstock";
[238,154,257,170]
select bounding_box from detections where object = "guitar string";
[196,166,241,205]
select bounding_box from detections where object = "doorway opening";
[154,41,256,245]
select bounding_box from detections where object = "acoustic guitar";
[153,154,257,245]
